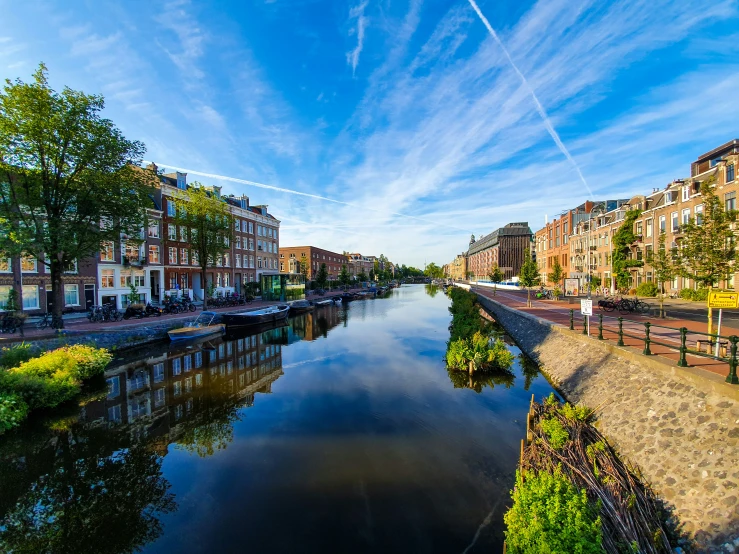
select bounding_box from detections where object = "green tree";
[547,257,564,287]
[424,262,444,279]
[647,232,676,318]
[338,264,351,287]
[373,260,380,281]
[679,179,736,288]
[299,255,309,278]
[171,185,234,309]
[611,209,643,290]
[0,64,151,328]
[357,269,368,282]
[488,263,504,283]
[518,250,540,307]
[315,263,328,290]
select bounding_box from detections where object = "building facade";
[279,246,348,281]
[467,222,533,281]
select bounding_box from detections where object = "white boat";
[313,299,334,307]
[168,311,225,341]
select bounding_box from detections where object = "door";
[84,285,95,310]
[150,271,160,301]
[46,290,54,313]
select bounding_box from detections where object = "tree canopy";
[338,264,351,286]
[489,263,504,283]
[0,63,152,327]
[518,250,540,307]
[315,263,328,289]
[547,257,564,286]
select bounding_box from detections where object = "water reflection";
[0,290,555,554]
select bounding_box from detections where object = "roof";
[694,139,739,164]
[468,222,532,255]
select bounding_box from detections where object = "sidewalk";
[474,288,738,382]
[0,288,356,344]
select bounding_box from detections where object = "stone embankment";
[477,294,739,553]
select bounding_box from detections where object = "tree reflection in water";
[0,426,176,554]
[425,284,440,298]
[446,365,516,393]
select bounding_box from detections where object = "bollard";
[727,336,739,384]
[678,327,688,367]
[598,313,604,340]
[643,322,652,355]
[569,309,574,330]
[617,317,625,346]
[582,315,588,335]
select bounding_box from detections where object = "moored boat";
[289,299,314,314]
[313,299,333,307]
[221,304,290,327]
[167,311,225,341]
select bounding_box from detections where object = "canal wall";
[476,294,739,553]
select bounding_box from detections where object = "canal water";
[0,285,556,554]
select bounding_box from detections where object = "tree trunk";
[527,287,531,307]
[201,267,208,310]
[51,262,65,329]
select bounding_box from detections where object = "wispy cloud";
[154,0,207,79]
[346,1,368,77]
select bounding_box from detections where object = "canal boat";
[167,311,225,342]
[313,299,334,307]
[221,304,290,328]
[289,299,314,314]
[340,293,355,303]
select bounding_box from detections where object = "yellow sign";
[708,291,739,309]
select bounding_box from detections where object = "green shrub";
[540,416,569,449]
[560,403,593,422]
[635,282,659,297]
[504,467,603,554]
[0,392,29,434]
[446,332,514,373]
[447,287,487,342]
[0,346,112,411]
[0,342,37,369]
[679,288,709,301]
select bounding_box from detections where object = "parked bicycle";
[0,312,25,335]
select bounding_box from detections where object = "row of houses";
[278,246,393,282]
[535,139,739,293]
[0,162,281,313]
[443,139,739,294]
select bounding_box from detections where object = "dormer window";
[682,186,690,201]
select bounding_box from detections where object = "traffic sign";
[707,291,739,309]
[580,299,592,316]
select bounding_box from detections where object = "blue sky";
[1,0,738,267]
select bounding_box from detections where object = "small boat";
[340,293,355,303]
[289,299,314,314]
[332,297,342,305]
[313,299,334,307]
[168,311,225,341]
[221,304,290,328]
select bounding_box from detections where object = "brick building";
[347,253,373,279]
[443,253,468,280]
[467,222,532,281]
[279,246,348,281]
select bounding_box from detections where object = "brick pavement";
[474,288,739,383]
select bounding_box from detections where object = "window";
[236,254,241,268]
[180,226,187,242]
[64,259,78,273]
[682,208,690,226]
[257,256,262,268]
[108,405,122,423]
[695,204,704,226]
[168,247,177,264]
[235,219,241,231]
[101,269,115,288]
[154,387,165,408]
[249,255,254,268]
[168,224,177,240]
[167,199,176,216]
[0,258,10,273]
[106,376,120,399]
[236,236,241,249]
[120,272,145,288]
[728,164,736,183]
[153,363,165,383]
[22,285,39,309]
[173,358,181,375]
[101,242,115,262]
[682,186,690,201]
[726,191,736,212]
[242,220,248,233]
[224,272,230,287]
[180,249,188,265]
[0,285,11,310]
[149,245,160,263]
[216,273,222,287]
[180,273,188,289]
[64,284,79,306]
[671,212,678,232]
[216,256,223,267]
[646,219,653,238]
[659,215,666,233]
[636,221,642,235]
[192,251,199,266]
[148,221,160,238]
[248,238,254,250]
[184,355,192,372]
[224,253,230,267]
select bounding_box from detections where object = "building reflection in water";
[0,320,312,554]
[288,304,345,342]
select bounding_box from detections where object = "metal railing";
[568,309,739,384]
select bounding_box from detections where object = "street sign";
[707,291,739,309]
[580,299,593,316]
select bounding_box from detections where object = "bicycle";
[36,312,53,329]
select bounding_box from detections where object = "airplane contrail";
[466,0,594,198]
[144,161,475,233]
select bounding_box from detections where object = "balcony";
[589,246,598,251]
[574,248,584,254]
[631,234,643,244]
[123,256,146,267]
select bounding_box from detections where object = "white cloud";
[346,1,368,77]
